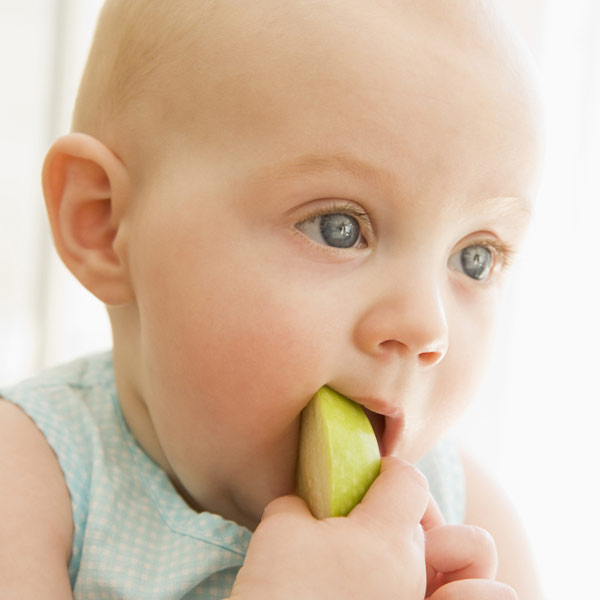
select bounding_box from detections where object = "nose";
[353,277,448,368]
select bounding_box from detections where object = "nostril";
[418,351,443,367]
[378,339,408,354]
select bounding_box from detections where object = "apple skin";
[296,386,381,518]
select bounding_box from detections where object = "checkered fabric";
[1,353,465,599]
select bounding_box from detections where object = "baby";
[0,0,545,598]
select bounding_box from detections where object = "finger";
[428,578,518,600]
[349,456,430,531]
[261,494,314,521]
[425,525,498,596]
[421,493,445,532]
[421,497,445,589]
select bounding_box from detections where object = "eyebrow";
[475,194,532,221]
[256,152,532,218]
[257,152,395,187]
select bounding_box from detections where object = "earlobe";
[42,133,135,306]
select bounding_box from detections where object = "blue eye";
[450,245,493,280]
[296,212,363,248]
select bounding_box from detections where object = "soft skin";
[3,0,545,598]
[95,0,540,529]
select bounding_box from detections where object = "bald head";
[72,0,217,141]
[72,0,540,177]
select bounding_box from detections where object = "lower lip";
[363,409,403,457]
[363,409,385,455]
[381,416,404,457]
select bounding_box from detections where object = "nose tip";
[354,284,448,368]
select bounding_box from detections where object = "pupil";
[461,246,492,280]
[319,214,360,248]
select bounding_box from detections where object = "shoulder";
[0,353,114,470]
[0,399,73,597]
[460,449,546,600]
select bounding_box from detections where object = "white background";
[1,2,598,598]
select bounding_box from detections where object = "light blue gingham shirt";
[1,352,465,599]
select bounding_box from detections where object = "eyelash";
[294,202,376,246]
[469,239,516,270]
[293,202,516,276]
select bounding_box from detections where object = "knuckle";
[467,524,499,574]
[468,524,496,549]
[388,457,430,493]
[261,494,295,520]
[407,464,430,493]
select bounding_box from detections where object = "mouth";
[362,408,385,455]
[360,405,404,458]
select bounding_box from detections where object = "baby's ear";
[42,133,134,306]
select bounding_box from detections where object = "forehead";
[141,0,541,206]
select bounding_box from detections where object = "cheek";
[135,234,334,437]
[423,297,499,426]
[440,299,499,409]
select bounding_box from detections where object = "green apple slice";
[296,386,381,519]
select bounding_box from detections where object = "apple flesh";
[296,386,381,518]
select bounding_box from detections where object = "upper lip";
[343,394,405,457]
[350,395,403,419]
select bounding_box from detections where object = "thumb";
[261,494,314,521]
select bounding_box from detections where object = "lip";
[354,396,403,419]
[355,398,405,458]
[380,415,405,458]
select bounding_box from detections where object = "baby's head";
[43,0,543,528]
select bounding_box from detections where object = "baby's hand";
[226,457,432,600]
[425,524,518,599]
